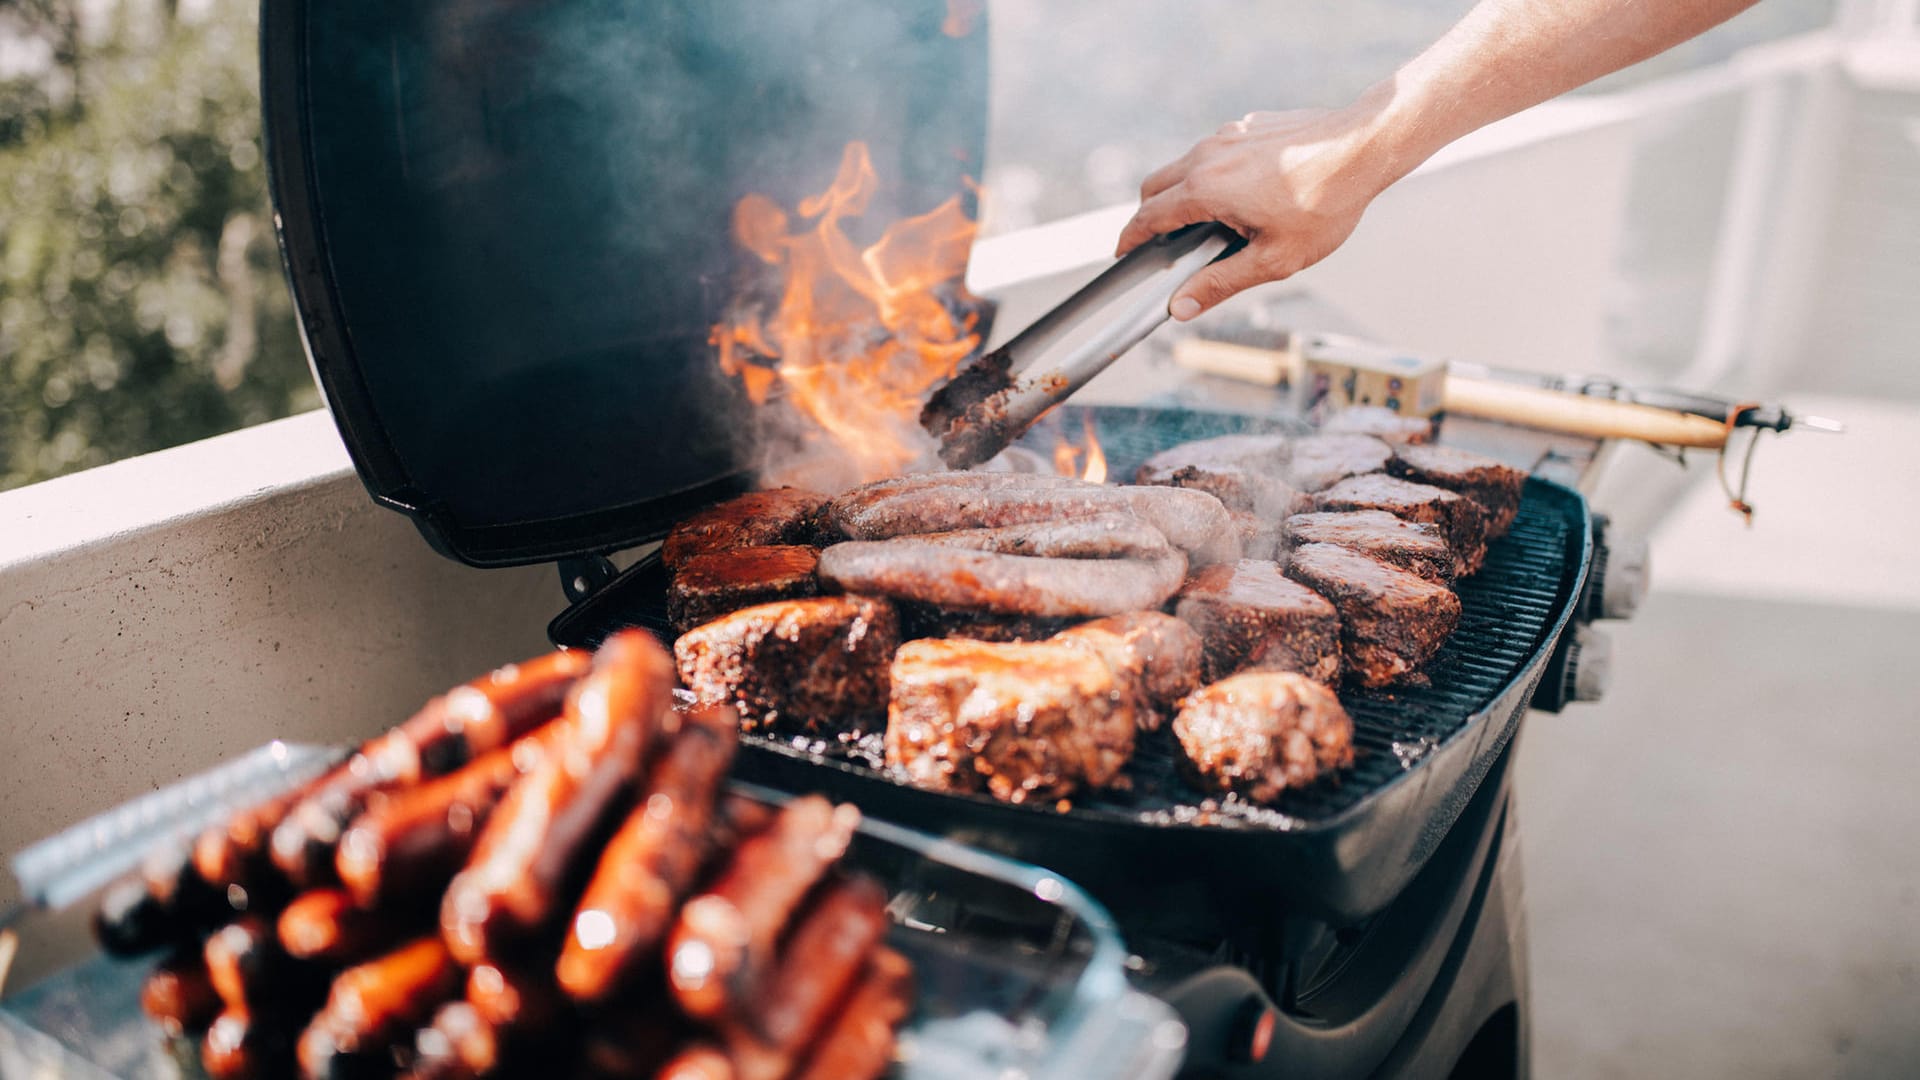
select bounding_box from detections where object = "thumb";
[1168,249,1267,321]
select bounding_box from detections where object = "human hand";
[1114,100,1407,320]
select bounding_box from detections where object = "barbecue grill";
[255,2,1632,1076]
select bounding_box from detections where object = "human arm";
[1114,0,1762,319]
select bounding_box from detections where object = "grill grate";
[683,405,1576,828]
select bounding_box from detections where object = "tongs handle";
[933,223,1242,468]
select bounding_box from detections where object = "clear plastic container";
[2,755,1186,1080]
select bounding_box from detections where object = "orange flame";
[711,142,981,487]
[1052,414,1109,484]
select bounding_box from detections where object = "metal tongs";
[922,223,1243,468]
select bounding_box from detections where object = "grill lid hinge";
[558,555,620,606]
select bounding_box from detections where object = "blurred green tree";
[0,0,314,491]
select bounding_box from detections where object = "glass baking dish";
[2,749,1186,1080]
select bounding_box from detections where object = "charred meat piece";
[141,946,221,1037]
[1132,433,1305,518]
[1314,473,1488,576]
[1320,406,1433,444]
[1285,543,1461,687]
[1175,560,1343,685]
[1387,442,1527,537]
[1284,433,1394,493]
[1173,672,1355,803]
[675,595,899,734]
[666,544,821,636]
[886,639,1138,802]
[1229,509,1284,561]
[819,541,1188,619]
[825,472,1239,565]
[1052,612,1205,722]
[661,487,827,571]
[899,603,1077,643]
[1285,510,1454,584]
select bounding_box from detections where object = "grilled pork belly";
[661,487,827,571]
[1284,542,1460,687]
[1283,433,1394,493]
[1174,671,1355,803]
[666,544,821,636]
[1314,473,1489,576]
[1387,443,1527,538]
[1284,510,1455,584]
[1175,559,1343,685]
[1053,612,1205,727]
[886,639,1138,803]
[675,595,899,734]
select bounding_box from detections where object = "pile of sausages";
[92,632,909,1080]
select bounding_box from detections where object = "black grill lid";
[263,0,988,566]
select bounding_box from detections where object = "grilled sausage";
[817,541,1188,617]
[441,632,675,965]
[192,788,302,911]
[576,1013,683,1079]
[827,475,1236,564]
[750,876,889,1049]
[203,1009,297,1080]
[656,1045,737,1080]
[335,719,569,911]
[297,937,462,1080]
[404,1001,495,1080]
[556,707,737,1003]
[905,513,1172,559]
[204,916,323,1016]
[665,797,860,1021]
[271,649,590,888]
[278,888,417,966]
[140,946,221,1037]
[790,948,915,1080]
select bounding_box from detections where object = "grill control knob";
[1586,517,1651,621]
[1558,624,1613,704]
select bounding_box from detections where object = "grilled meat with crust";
[1053,612,1205,727]
[886,639,1137,803]
[1284,543,1460,687]
[661,488,827,571]
[1174,672,1355,803]
[1132,433,1306,518]
[1175,560,1343,685]
[1284,510,1454,584]
[1387,443,1527,537]
[1314,473,1488,576]
[666,545,820,636]
[1283,434,1393,493]
[675,596,899,734]
[1320,406,1433,445]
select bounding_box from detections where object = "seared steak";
[1175,560,1342,685]
[1284,510,1454,584]
[1314,473,1488,576]
[1320,406,1432,445]
[1133,433,1305,518]
[674,596,898,734]
[1387,443,1527,537]
[661,488,826,571]
[1229,509,1285,562]
[1284,543,1460,687]
[667,545,820,636]
[886,639,1137,804]
[1174,671,1355,803]
[1284,434,1393,493]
